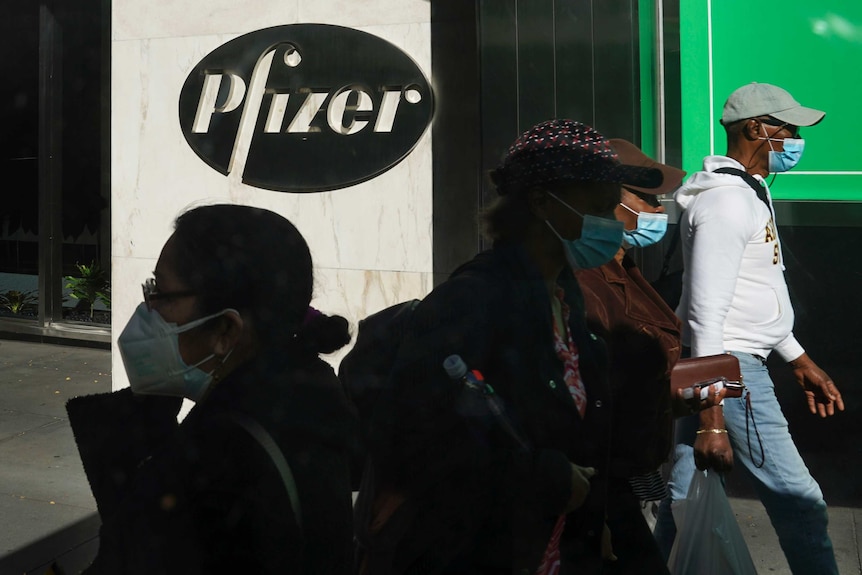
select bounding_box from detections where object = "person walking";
[653,83,844,574]
[358,119,664,574]
[576,140,729,574]
[68,204,356,574]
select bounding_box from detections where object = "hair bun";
[296,311,351,355]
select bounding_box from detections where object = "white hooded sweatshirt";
[674,155,805,362]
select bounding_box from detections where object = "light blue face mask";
[618,203,668,248]
[759,125,805,173]
[768,138,804,173]
[545,192,624,270]
[118,303,238,401]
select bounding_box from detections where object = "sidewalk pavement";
[0,338,860,574]
[0,339,107,575]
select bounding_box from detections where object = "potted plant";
[0,290,38,316]
[64,261,111,320]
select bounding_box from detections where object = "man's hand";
[789,353,845,418]
[693,405,733,471]
[565,463,596,513]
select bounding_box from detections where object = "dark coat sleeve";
[68,389,304,575]
[66,388,182,519]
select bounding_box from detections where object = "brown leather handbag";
[670,353,744,398]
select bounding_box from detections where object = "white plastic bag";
[667,469,758,575]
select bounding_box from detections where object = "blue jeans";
[653,352,837,575]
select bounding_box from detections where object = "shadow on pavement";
[0,513,99,575]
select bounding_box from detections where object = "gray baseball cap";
[721,82,825,127]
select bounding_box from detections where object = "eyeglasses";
[142,277,196,311]
[759,116,801,139]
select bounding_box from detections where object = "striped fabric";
[628,469,668,502]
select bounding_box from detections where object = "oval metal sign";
[178,24,434,192]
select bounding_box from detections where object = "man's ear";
[528,188,551,220]
[212,311,244,356]
[743,118,762,141]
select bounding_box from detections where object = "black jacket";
[370,241,613,574]
[68,351,357,575]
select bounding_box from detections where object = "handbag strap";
[229,411,303,531]
[744,392,765,469]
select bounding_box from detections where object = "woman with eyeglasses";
[67,204,356,574]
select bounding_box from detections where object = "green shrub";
[65,261,111,318]
[0,290,38,314]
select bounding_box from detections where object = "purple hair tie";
[303,306,322,326]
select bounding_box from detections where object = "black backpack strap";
[713,167,771,210]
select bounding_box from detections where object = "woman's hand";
[693,405,733,471]
[672,381,727,416]
[694,429,733,471]
[565,463,596,513]
[601,521,617,561]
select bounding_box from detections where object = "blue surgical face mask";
[545,192,624,270]
[618,202,668,248]
[768,138,804,173]
[118,303,238,401]
[759,125,805,173]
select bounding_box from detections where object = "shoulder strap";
[661,167,770,274]
[658,214,682,277]
[229,411,303,531]
[713,167,771,210]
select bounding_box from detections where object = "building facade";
[3,0,860,395]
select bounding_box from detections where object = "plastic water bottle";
[443,354,529,450]
[443,354,485,392]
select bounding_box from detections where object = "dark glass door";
[0,2,40,322]
[0,0,110,338]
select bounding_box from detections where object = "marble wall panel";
[113,0,300,41]
[111,3,434,390]
[299,0,429,30]
[113,0,429,42]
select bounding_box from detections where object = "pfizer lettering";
[178,24,434,193]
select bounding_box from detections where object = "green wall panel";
[638,0,656,160]
[680,0,862,200]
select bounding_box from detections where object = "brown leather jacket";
[576,252,681,477]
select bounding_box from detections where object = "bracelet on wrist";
[696,428,728,435]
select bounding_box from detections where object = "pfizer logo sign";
[179,24,433,192]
